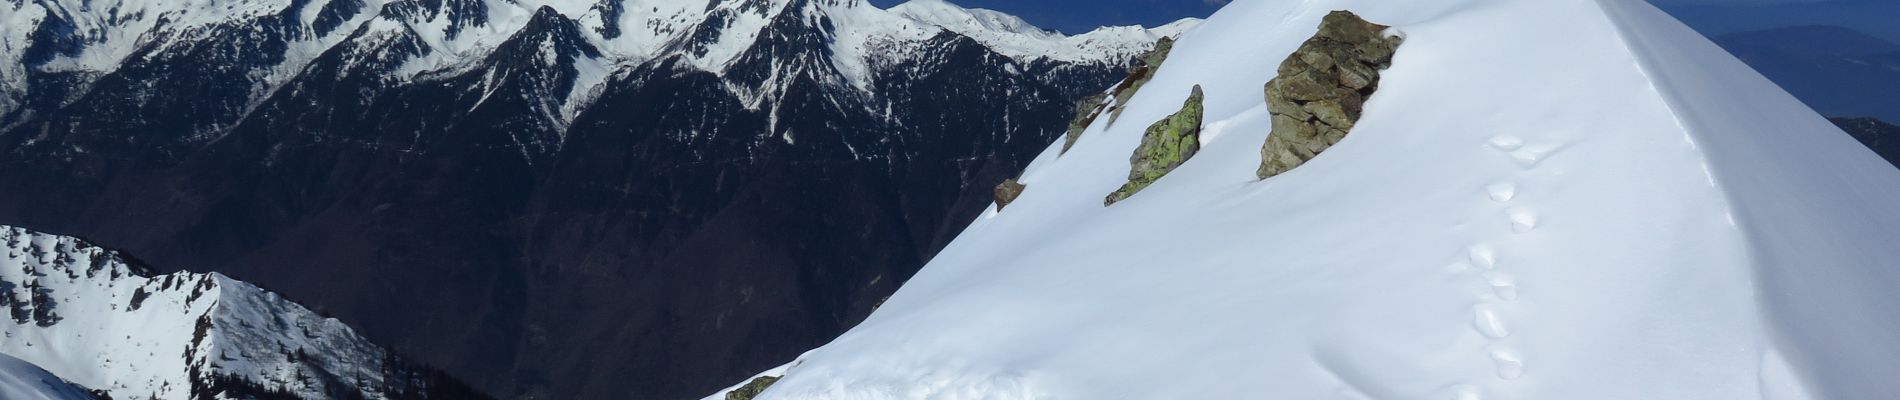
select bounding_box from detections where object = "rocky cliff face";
[0,0,1193,397]
[1257,11,1400,180]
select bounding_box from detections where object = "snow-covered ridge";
[706,0,1900,398]
[0,353,96,400]
[0,226,465,400]
[888,0,1198,64]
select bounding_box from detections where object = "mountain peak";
[889,0,1061,39]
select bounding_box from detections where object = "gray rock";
[1258,11,1402,180]
[1062,92,1109,153]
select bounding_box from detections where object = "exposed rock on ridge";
[1107,85,1204,205]
[724,375,781,400]
[1257,11,1401,179]
[1065,37,1179,153]
[993,178,1026,211]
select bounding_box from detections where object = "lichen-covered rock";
[1107,85,1205,205]
[1064,37,1181,154]
[725,375,781,400]
[1257,11,1402,179]
[994,178,1027,210]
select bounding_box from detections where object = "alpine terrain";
[0,225,486,400]
[0,0,1193,397]
[707,0,1900,398]
[0,353,99,400]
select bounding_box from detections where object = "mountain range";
[7,0,1900,398]
[0,0,1190,397]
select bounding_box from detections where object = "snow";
[825,0,1198,91]
[888,0,1060,40]
[0,0,392,137]
[0,353,93,400]
[707,0,1900,398]
[888,0,1197,65]
[391,0,544,79]
[0,226,415,400]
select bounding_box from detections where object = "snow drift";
[707,0,1900,398]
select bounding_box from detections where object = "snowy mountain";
[706,0,1900,398]
[0,226,486,399]
[0,0,1190,131]
[0,0,1195,398]
[0,353,99,400]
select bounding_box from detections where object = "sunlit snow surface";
[711,0,1900,398]
[0,353,93,400]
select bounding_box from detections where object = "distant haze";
[1658,1,1900,44]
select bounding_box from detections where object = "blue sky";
[865,0,1899,44]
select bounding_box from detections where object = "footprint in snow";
[1467,245,1497,270]
[1488,136,1524,151]
[1472,304,1510,339]
[1487,345,1526,380]
[1445,384,1484,400]
[1485,183,1517,203]
[1483,271,1519,301]
[1505,208,1538,234]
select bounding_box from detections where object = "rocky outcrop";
[1062,93,1109,153]
[1065,37,1180,153]
[1107,86,1205,205]
[994,178,1028,210]
[1257,11,1402,179]
[725,375,781,400]
[1109,37,1180,127]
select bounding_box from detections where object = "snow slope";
[707,0,1900,398]
[0,353,95,400]
[0,226,459,400]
